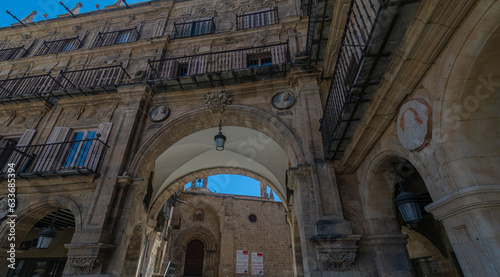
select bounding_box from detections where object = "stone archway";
[0,198,80,277]
[172,226,219,277]
[0,195,82,248]
[128,105,305,186]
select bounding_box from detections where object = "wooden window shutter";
[85,122,112,171]
[1,129,36,173]
[33,127,71,172]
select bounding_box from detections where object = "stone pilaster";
[426,185,500,277]
[367,234,414,277]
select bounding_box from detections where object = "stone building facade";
[144,183,294,277]
[0,0,499,276]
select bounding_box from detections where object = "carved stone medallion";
[149,105,170,122]
[396,99,432,151]
[204,90,232,114]
[272,91,295,110]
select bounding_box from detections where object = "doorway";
[183,239,204,276]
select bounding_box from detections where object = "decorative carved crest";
[184,44,199,56]
[204,89,232,114]
[252,31,268,47]
[215,0,237,12]
[192,5,208,17]
[251,0,270,9]
[318,251,356,271]
[69,257,100,275]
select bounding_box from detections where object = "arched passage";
[128,105,305,194]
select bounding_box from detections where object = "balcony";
[0,138,109,179]
[172,18,216,39]
[35,36,83,56]
[0,46,27,62]
[236,8,279,30]
[0,74,59,105]
[0,65,130,103]
[147,42,290,91]
[92,27,140,47]
[54,64,131,97]
[320,0,417,160]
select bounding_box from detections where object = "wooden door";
[183,239,204,276]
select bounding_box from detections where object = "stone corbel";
[69,257,100,275]
[311,235,362,271]
[65,243,116,275]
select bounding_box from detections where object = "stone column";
[290,68,362,275]
[426,185,500,277]
[63,86,152,276]
[367,234,414,277]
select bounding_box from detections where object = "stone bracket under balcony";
[310,234,362,271]
[147,42,291,92]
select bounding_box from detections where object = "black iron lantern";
[37,210,58,249]
[393,169,422,223]
[214,120,226,151]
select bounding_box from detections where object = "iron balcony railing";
[148,42,290,80]
[305,0,318,57]
[0,74,60,104]
[0,46,27,62]
[35,36,83,56]
[172,18,215,39]
[0,138,109,178]
[93,27,140,47]
[57,64,130,93]
[236,8,279,30]
[320,0,387,160]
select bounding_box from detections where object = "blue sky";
[1,0,148,28]
[185,175,281,201]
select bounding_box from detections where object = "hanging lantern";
[214,120,226,151]
[37,209,59,249]
[393,170,422,223]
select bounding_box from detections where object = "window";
[247,52,273,68]
[193,209,204,221]
[35,37,83,56]
[173,18,215,39]
[0,46,26,62]
[32,123,111,174]
[61,130,97,168]
[178,62,189,77]
[93,28,139,47]
[0,130,36,174]
[237,8,279,30]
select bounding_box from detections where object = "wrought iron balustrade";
[172,18,215,39]
[56,64,130,94]
[35,36,83,56]
[320,0,411,160]
[0,74,60,104]
[236,8,279,30]
[148,42,290,81]
[305,0,318,57]
[0,138,109,178]
[0,46,27,62]
[93,27,139,47]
